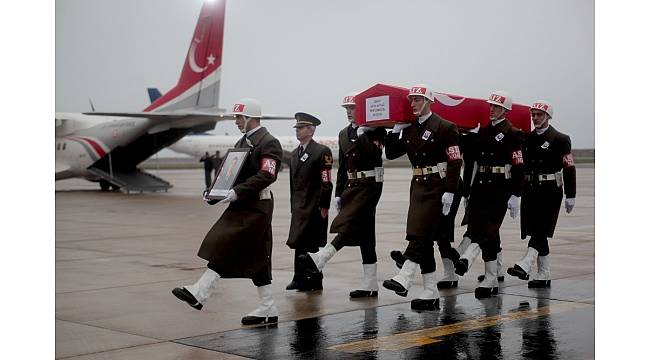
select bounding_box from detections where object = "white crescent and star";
[188,35,216,73]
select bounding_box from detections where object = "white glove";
[507,195,519,219]
[391,122,412,133]
[441,192,454,215]
[463,196,469,210]
[335,197,342,212]
[356,126,373,136]
[219,189,238,204]
[565,198,575,214]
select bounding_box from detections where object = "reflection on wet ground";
[178,276,594,359]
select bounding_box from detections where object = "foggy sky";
[56,0,594,148]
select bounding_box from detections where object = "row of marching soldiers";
[171,85,576,325]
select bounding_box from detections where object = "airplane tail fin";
[144,0,226,113]
[147,88,163,103]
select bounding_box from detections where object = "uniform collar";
[535,125,550,135]
[418,112,432,124]
[491,118,505,126]
[246,125,262,137]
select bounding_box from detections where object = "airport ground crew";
[297,92,385,298]
[172,98,283,325]
[286,112,333,291]
[200,151,214,188]
[454,90,525,299]
[381,84,462,310]
[507,100,576,288]
[212,150,223,176]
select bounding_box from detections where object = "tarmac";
[55,165,594,359]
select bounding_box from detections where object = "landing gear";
[99,180,111,191]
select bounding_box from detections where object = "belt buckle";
[540,174,548,181]
[359,171,366,178]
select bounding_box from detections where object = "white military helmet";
[407,84,435,102]
[231,98,262,118]
[530,100,553,118]
[486,90,512,111]
[341,92,356,107]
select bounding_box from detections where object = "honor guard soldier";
[507,100,576,288]
[390,124,479,290]
[382,84,462,310]
[297,92,386,298]
[454,91,525,299]
[172,98,284,325]
[286,112,333,291]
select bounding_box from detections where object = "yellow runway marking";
[328,301,592,353]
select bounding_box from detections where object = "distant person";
[453,90,525,299]
[297,92,386,298]
[286,112,333,291]
[172,98,283,325]
[212,150,223,177]
[506,100,576,288]
[381,84,462,311]
[199,151,214,188]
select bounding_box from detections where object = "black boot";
[286,275,304,291]
[349,289,378,298]
[382,279,408,297]
[527,280,551,288]
[506,264,530,280]
[411,298,440,311]
[474,286,498,299]
[454,258,469,276]
[172,287,203,310]
[436,280,459,289]
[390,250,405,269]
[297,254,320,278]
[241,315,279,325]
[477,274,505,282]
[298,272,323,291]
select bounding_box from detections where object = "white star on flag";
[207,54,216,65]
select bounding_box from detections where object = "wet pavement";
[178,275,594,359]
[55,166,594,359]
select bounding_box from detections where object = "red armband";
[446,145,461,161]
[321,169,331,182]
[511,150,524,165]
[562,153,574,167]
[260,157,277,176]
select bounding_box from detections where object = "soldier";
[389,125,478,290]
[286,112,333,291]
[382,84,462,310]
[507,100,576,288]
[297,92,386,298]
[172,98,283,325]
[454,90,525,299]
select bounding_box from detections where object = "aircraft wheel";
[100,180,111,191]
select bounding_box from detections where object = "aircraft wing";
[82,111,294,120]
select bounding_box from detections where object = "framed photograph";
[206,148,249,200]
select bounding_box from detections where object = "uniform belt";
[524,173,556,181]
[347,170,376,179]
[412,162,447,178]
[478,165,506,174]
[412,166,439,176]
[524,172,563,186]
[259,187,272,200]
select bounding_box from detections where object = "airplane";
[169,134,340,165]
[143,87,340,163]
[55,0,292,192]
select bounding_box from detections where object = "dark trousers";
[403,236,436,274]
[437,240,460,262]
[528,235,550,256]
[471,235,501,262]
[204,169,212,188]
[331,233,377,264]
[207,261,271,287]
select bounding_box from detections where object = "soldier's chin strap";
[414,100,431,117]
[240,117,252,134]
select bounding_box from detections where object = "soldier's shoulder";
[550,126,571,142]
[313,141,332,154]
